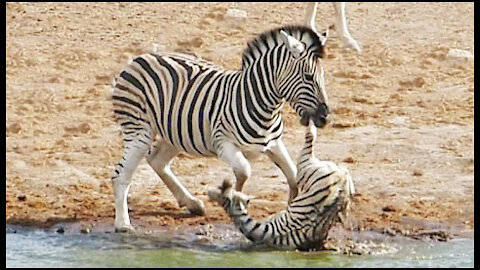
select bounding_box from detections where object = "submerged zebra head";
[278,26,329,128]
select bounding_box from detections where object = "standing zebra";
[111,25,330,232]
[208,123,355,250]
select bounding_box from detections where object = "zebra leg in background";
[304,2,318,32]
[111,135,152,232]
[217,141,252,192]
[146,140,206,216]
[265,139,298,203]
[332,2,361,52]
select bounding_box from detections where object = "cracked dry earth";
[6,2,474,241]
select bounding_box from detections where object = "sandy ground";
[6,2,474,240]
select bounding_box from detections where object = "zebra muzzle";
[300,113,310,126]
[300,105,329,128]
[312,116,328,128]
[313,104,329,128]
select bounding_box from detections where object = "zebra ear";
[280,30,305,58]
[207,189,223,203]
[319,28,329,46]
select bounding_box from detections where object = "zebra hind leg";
[111,133,152,232]
[146,140,206,216]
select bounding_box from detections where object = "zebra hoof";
[187,199,206,216]
[343,38,362,53]
[114,224,135,233]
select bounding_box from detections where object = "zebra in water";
[208,123,355,250]
[111,25,331,232]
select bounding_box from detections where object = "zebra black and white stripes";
[208,124,355,250]
[111,25,331,231]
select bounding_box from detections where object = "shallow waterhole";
[6,223,474,267]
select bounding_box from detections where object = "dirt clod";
[6,123,22,134]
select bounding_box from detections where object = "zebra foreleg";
[217,141,252,192]
[266,139,298,203]
[146,140,206,216]
[112,136,152,232]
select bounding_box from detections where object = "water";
[6,225,474,268]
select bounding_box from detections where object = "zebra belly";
[238,136,279,159]
[240,148,263,160]
[155,109,216,157]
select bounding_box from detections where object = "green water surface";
[5,226,474,268]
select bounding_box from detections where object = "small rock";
[95,74,111,83]
[399,77,426,88]
[382,205,396,212]
[64,122,91,134]
[80,227,91,234]
[6,123,22,134]
[343,156,356,163]
[47,77,61,83]
[352,96,368,103]
[152,43,161,53]
[17,195,26,201]
[383,227,397,236]
[332,122,355,128]
[56,139,68,147]
[446,49,474,62]
[77,123,91,133]
[412,170,423,176]
[412,77,426,88]
[224,8,247,21]
[420,196,435,201]
[56,227,65,234]
[191,37,203,48]
[177,36,203,48]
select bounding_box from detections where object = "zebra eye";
[305,73,314,82]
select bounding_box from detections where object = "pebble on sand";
[224,9,247,21]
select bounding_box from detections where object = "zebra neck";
[237,64,284,111]
[297,135,315,168]
[221,68,285,132]
[239,45,290,109]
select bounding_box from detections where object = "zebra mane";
[241,25,325,69]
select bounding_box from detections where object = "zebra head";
[278,27,329,128]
